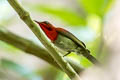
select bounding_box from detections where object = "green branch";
[0,27,84,74]
[7,0,81,79]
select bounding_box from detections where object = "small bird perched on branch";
[35,21,100,65]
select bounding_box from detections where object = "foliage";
[0,0,114,79]
[31,5,86,26]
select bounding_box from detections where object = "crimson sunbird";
[35,21,100,65]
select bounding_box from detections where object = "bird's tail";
[82,49,101,65]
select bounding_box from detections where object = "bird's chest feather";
[53,34,78,52]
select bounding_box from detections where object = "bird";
[35,21,100,64]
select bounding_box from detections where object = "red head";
[35,21,58,41]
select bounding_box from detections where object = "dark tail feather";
[82,50,101,65]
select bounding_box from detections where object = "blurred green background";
[0,0,115,80]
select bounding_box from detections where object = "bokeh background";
[0,0,120,80]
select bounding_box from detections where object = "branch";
[7,0,81,79]
[0,27,84,74]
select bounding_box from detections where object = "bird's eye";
[47,27,52,31]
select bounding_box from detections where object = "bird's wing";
[56,28,86,48]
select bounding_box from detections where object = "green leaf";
[77,0,114,16]
[56,71,70,80]
[80,56,92,68]
[31,5,86,26]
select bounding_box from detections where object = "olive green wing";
[56,28,86,48]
